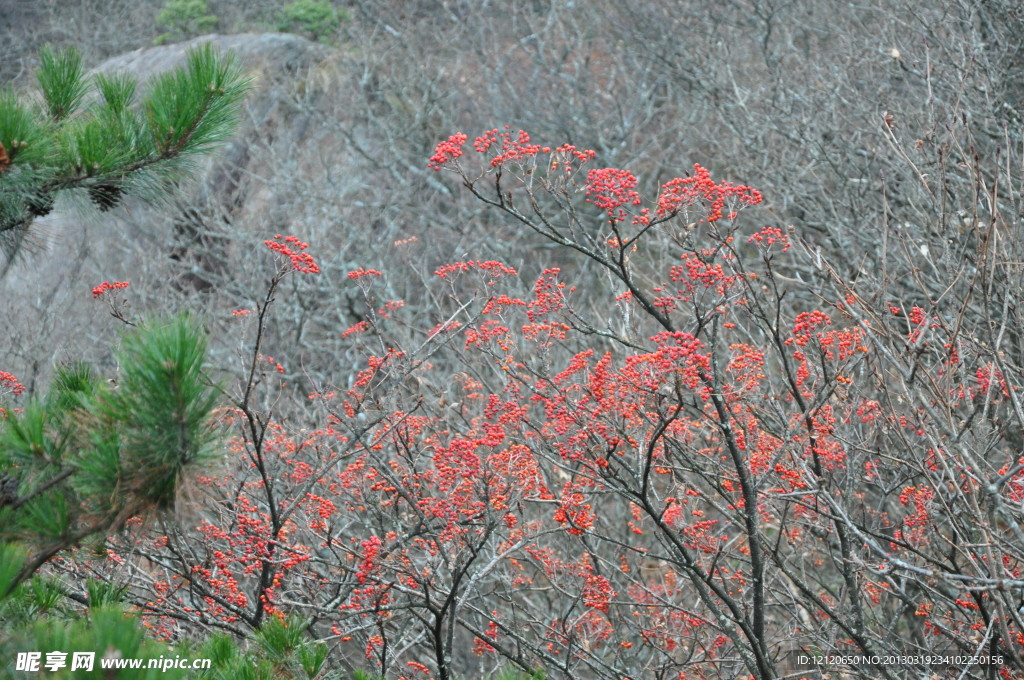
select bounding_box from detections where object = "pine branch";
[0,44,249,261]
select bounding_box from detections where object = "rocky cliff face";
[94,33,335,246]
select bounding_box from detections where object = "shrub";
[278,0,347,43]
[67,126,1024,679]
[155,0,218,45]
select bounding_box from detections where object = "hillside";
[2,3,1024,679]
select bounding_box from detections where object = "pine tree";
[0,315,222,597]
[0,43,247,593]
[0,318,254,677]
[0,45,254,675]
[0,43,248,260]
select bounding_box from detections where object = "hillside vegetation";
[2,2,1024,679]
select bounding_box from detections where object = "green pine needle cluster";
[0,592,193,679]
[199,616,331,680]
[0,570,331,680]
[0,315,222,598]
[0,43,248,259]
